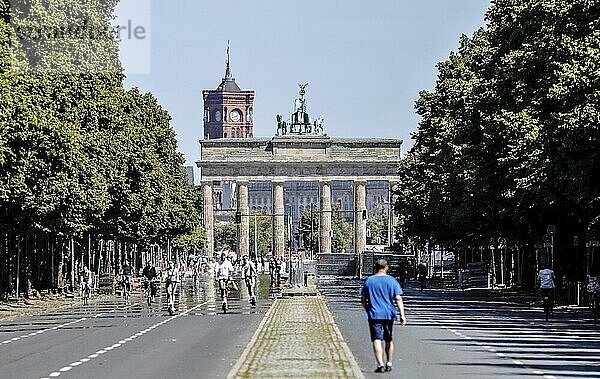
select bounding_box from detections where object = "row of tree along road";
[395,0,600,300]
[0,0,205,298]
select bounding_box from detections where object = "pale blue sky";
[120,0,491,166]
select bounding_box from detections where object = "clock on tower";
[202,44,254,139]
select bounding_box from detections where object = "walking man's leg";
[369,320,387,372]
[385,340,394,371]
[372,340,385,367]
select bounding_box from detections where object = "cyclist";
[537,264,555,317]
[80,265,92,302]
[142,261,158,302]
[241,255,258,306]
[417,261,427,290]
[121,260,133,300]
[214,253,234,312]
[164,261,179,315]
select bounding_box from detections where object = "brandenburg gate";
[197,85,402,258]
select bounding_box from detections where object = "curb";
[321,293,365,379]
[227,297,279,379]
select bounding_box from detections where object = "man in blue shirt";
[361,259,406,373]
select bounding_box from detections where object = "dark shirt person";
[142,261,158,298]
[361,259,406,373]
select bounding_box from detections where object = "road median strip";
[228,292,364,379]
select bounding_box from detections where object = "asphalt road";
[0,274,273,379]
[321,279,600,379]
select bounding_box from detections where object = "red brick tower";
[203,43,255,139]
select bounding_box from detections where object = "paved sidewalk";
[228,292,364,379]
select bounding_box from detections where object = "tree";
[0,0,205,296]
[249,212,273,258]
[214,222,236,252]
[397,0,600,282]
[331,205,352,253]
[173,226,207,254]
[366,206,388,245]
[300,206,318,252]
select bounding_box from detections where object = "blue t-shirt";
[361,274,402,320]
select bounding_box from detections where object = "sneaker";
[374,366,385,373]
[385,363,392,372]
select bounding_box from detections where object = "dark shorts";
[538,288,555,299]
[368,319,394,342]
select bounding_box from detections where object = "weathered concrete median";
[228,289,364,379]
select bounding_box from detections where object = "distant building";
[202,44,254,210]
[202,43,254,140]
[200,45,389,231]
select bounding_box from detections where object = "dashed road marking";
[39,301,208,378]
[1,303,135,346]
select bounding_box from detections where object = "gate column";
[388,181,399,246]
[202,181,214,257]
[319,181,332,254]
[354,180,367,255]
[236,181,250,257]
[272,181,285,257]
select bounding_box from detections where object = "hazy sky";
[119,0,492,166]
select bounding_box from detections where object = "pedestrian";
[241,255,258,305]
[361,258,406,373]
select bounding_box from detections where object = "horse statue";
[276,114,285,136]
[314,115,325,135]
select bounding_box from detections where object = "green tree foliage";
[397,0,600,279]
[249,212,272,257]
[0,0,203,295]
[366,206,388,245]
[331,204,352,253]
[300,206,318,251]
[173,226,207,253]
[300,205,352,253]
[214,222,236,252]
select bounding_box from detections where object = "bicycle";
[244,277,257,307]
[165,279,178,315]
[122,275,132,302]
[218,277,237,313]
[81,282,91,305]
[590,293,599,324]
[145,278,158,307]
[418,274,426,291]
[540,289,554,322]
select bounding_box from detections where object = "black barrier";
[316,253,356,276]
[316,252,415,278]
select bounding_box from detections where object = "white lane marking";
[544,376,556,379]
[1,303,135,346]
[496,352,506,357]
[512,360,524,365]
[41,301,208,379]
[533,371,544,375]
